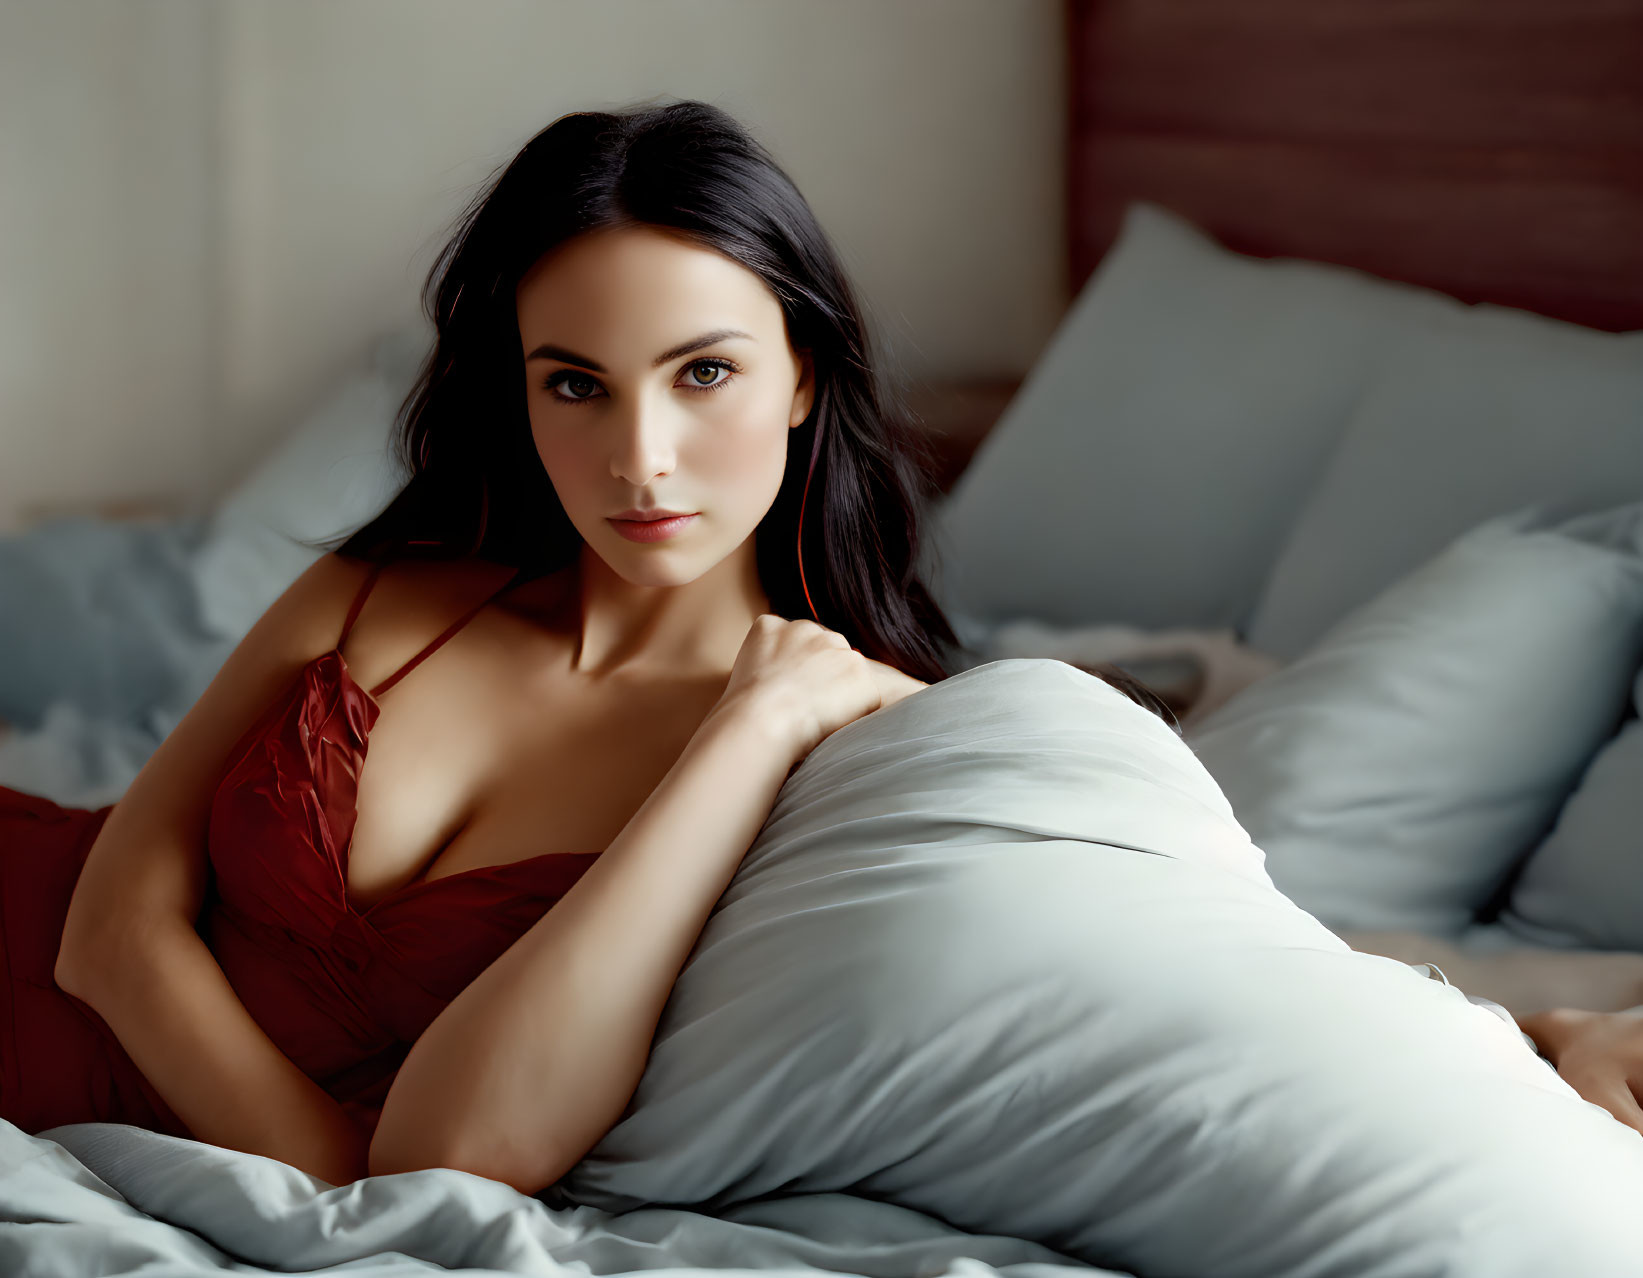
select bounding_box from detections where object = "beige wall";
[0,0,1066,531]
[0,0,221,529]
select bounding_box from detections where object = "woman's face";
[515,225,814,585]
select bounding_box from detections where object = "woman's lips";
[608,513,698,542]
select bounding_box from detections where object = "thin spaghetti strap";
[369,566,525,700]
[337,561,388,649]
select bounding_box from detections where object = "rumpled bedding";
[1,1118,1118,1278]
[10,659,1640,1278]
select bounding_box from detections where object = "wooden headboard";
[1065,0,1643,333]
[911,0,1643,495]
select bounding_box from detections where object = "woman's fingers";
[1598,1083,1643,1136]
[1561,1066,1643,1136]
[1530,1010,1643,1136]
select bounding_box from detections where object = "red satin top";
[1,560,603,1139]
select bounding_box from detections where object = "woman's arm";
[368,701,801,1193]
[54,552,377,1185]
[60,923,371,1185]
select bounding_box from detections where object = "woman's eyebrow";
[524,328,754,372]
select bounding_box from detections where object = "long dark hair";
[331,98,1174,719]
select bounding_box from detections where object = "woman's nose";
[607,398,680,482]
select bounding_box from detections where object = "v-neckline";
[310,649,592,918]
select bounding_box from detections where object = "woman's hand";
[863,655,928,713]
[713,615,885,761]
[1518,1007,1643,1136]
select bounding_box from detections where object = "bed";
[6,2,1643,1275]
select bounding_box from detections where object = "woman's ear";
[790,348,816,428]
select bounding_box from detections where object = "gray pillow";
[1246,303,1643,661]
[1188,504,1643,937]
[0,515,213,729]
[921,201,1459,632]
[544,659,1643,1278]
[187,331,415,640]
[1499,662,1643,950]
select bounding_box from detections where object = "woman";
[3,97,1161,1190]
[0,99,1634,1195]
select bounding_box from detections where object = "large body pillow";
[546,660,1643,1278]
[1189,505,1643,937]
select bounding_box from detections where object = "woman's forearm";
[369,704,799,1193]
[59,922,370,1186]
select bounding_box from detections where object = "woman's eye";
[545,371,602,403]
[540,358,739,405]
[686,360,733,390]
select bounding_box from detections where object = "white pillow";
[921,200,1460,632]
[1187,504,1643,937]
[545,659,1643,1277]
[188,331,420,638]
[1247,302,1643,661]
[1499,661,1643,950]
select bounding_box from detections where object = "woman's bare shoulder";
[315,552,530,667]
